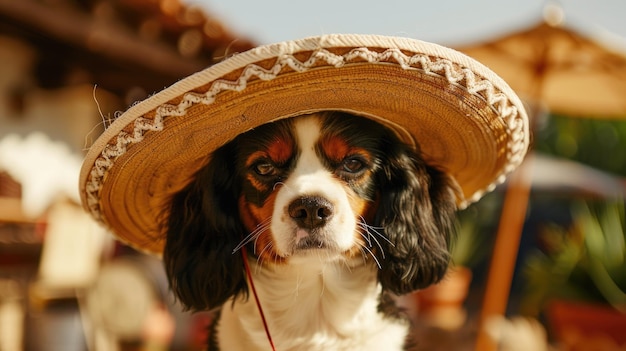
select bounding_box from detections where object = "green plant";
[521,200,626,316]
[535,115,626,177]
[579,201,626,311]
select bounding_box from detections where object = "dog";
[162,111,458,350]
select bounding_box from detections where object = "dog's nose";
[288,196,334,229]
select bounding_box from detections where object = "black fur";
[373,138,457,294]
[164,142,249,311]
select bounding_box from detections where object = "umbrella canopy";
[458,21,626,118]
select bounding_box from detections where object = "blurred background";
[0,0,625,350]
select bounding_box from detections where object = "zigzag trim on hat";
[84,46,526,221]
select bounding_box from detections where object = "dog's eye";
[342,157,366,173]
[253,162,276,176]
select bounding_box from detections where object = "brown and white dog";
[163,111,458,350]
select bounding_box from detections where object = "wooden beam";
[0,0,206,78]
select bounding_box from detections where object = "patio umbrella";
[459,21,626,119]
[455,15,626,351]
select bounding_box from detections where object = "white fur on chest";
[216,258,408,351]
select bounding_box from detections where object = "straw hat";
[80,34,529,255]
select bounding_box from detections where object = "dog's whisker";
[234,224,265,251]
[355,220,390,260]
[358,216,393,246]
[368,228,393,246]
[232,217,272,253]
[357,218,394,261]
[232,230,261,253]
[357,223,373,248]
[357,228,372,248]
[357,227,387,259]
[357,242,382,269]
[232,234,257,253]
[252,228,265,254]
[256,241,275,267]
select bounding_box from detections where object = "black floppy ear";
[374,143,458,295]
[163,143,248,311]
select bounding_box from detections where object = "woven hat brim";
[80,34,529,255]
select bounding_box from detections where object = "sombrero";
[79,34,529,256]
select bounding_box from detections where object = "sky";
[189,0,626,48]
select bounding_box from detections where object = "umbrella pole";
[474,156,533,351]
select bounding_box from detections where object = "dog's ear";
[374,142,458,295]
[163,143,248,311]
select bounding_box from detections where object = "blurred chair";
[29,200,108,306]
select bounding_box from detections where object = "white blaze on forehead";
[270,115,359,258]
[289,115,346,196]
[294,115,321,149]
[291,116,328,183]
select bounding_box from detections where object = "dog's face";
[236,115,383,265]
[164,111,458,311]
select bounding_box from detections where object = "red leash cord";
[241,248,277,351]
